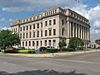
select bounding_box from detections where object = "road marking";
[51,58,100,65]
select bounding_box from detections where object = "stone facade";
[10,7,90,49]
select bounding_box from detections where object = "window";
[20,33,22,39]
[33,31,35,37]
[45,21,47,26]
[29,32,31,38]
[29,25,32,30]
[36,41,39,46]
[37,23,39,28]
[62,20,64,25]
[23,26,25,31]
[37,31,39,37]
[49,20,51,25]
[26,26,28,30]
[26,33,28,38]
[49,40,51,46]
[45,30,47,36]
[49,30,51,36]
[33,24,35,29]
[62,28,65,36]
[32,41,35,46]
[29,41,31,46]
[23,33,25,39]
[41,30,43,37]
[53,40,56,47]
[26,41,27,46]
[40,41,42,46]
[20,27,22,31]
[53,29,56,35]
[53,19,56,25]
[45,40,47,46]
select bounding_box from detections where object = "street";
[0,51,100,75]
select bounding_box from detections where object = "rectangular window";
[53,29,56,35]
[29,41,31,46]
[49,30,51,36]
[37,31,39,37]
[45,21,47,26]
[26,41,27,46]
[62,20,64,25]
[29,32,31,38]
[23,33,25,39]
[29,25,32,30]
[45,40,47,46]
[20,27,22,31]
[37,23,39,28]
[53,19,56,25]
[36,41,39,46]
[33,31,35,37]
[23,26,25,31]
[40,41,42,46]
[26,26,28,30]
[49,20,51,25]
[53,40,56,47]
[33,24,35,29]
[41,30,43,37]
[45,30,47,36]
[32,41,35,46]
[49,40,51,46]
[62,28,65,36]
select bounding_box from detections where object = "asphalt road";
[0,51,100,75]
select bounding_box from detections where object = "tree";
[58,39,66,51]
[0,30,20,49]
[68,37,84,50]
[95,39,100,45]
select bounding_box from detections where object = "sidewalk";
[0,49,100,58]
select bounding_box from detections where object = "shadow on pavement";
[0,70,86,75]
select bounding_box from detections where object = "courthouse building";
[11,7,90,49]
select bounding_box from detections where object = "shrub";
[4,50,18,53]
[18,50,35,54]
[1,50,5,53]
[44,48,59,53]
[62,48,75,52]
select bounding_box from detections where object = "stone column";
[67,21,70,38]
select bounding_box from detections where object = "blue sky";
[0,0,100,40]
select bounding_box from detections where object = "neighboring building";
[89,40,100,48]
[10,7,90,49]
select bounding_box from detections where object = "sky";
[0,0,100,40]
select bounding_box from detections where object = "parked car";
[6,47,16,50]
[17,47,25,50]
[47,46,54,48]
[39,47,47,51]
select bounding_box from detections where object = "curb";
[0,50,100,58]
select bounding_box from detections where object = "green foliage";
[44,48,59,53]
[1,49,35,54]
[0,30,20,48]
[18,50,35,54]
[63,48,75,52]
[58,39,66,49]
[4,50,18,53]
[68,37,84,50]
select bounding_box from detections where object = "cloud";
[0,0,79,12]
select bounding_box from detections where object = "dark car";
[17,47,25,50]
[39,47,47,51]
